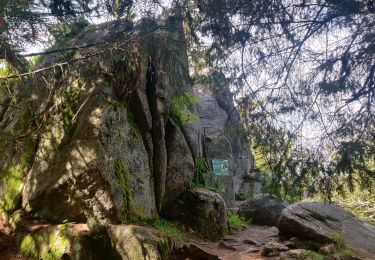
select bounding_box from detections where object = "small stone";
[261,241,289,256]
[284,240,298,249]
[223,237,236,242]
[218,241,237,251]
[244,247,259,253]
[243,238,261,246]
[319,244,336,255]
[280,249,309,260]
[266,226,279,236]
[289,237,300,242]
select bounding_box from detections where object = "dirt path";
[171,224,282,260]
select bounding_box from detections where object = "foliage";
[169,92,199,128]
[0,0,161,69]
[51,17,90,48]
[191,157,208,188]
[330,233,354,257]
[330,233,346,249]
[339,248,353,257]
[0,0,96,69]
[152,218,183,241]
[181,0,375,199]
[227,210,249,233]
[333,189,375,223]
[191,157,224,195]
[235,192,245,201]
[1,0,374,208]
[307,250,325,260]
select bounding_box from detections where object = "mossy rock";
[0,151,35,215]
[16,223,123,260]
[17,224,75,260]
[107,224,172,260]
[164,188,228,240]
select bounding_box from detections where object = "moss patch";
[307,250,325,260]
[61,82,84,139]
[18,224,72,260]
[152,218,183,241]
[0,152,34,214]
[126,110,142,141]
[114,159,145,222]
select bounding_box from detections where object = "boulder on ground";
[164,188,227,240]
[260,241,288,256]
[279,249,309,260]
[107,224,172,260]
[278,201,375,259]
[238,194,289,226]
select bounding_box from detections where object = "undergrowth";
[191,157,225,195]
[308,250,325,260]
[191,157,208,188]
[227,211,249,233]
[136,218,183,241]
[152,219,183,241]
[169,92,198,128]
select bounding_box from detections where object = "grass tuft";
[227,211,249,233]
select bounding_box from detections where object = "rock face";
[164,188,228,240]
[0,12,202,224]
[195,79,255,208]
[278,201,375,259]
[163,124,195,210]
[0,10,255,242]
[238,194,289,226]
[238,171,266,200]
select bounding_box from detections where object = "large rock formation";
[0,13,197,224]
[0,10,255,247]
[194,74,260,207]
[278,202,375,259]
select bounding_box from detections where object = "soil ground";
[171,224,282,260]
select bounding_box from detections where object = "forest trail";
[171,224,282,260]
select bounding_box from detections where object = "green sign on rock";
[212,159,229,176]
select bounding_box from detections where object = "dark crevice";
[146,59,167,213]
